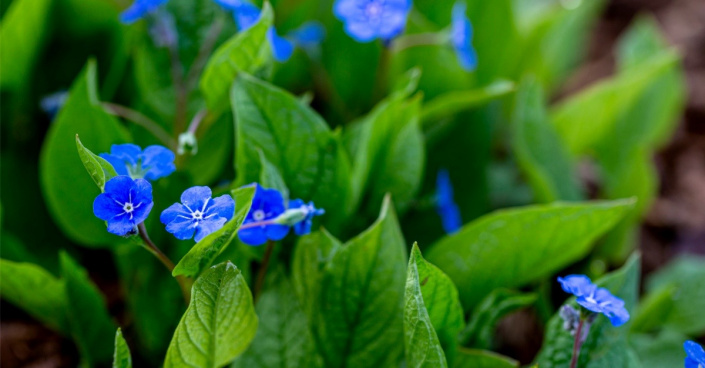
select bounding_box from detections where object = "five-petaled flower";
[450,1,478,71]
[685,341,705,368]
[333,0,411,43]
[120,0,169,24]
[100,144,176,181]
[436,169,462,234]
[238,184,289,246]
[232,3,324,62]
[557,274,630,327]
[93,176,154,236]
[287,199,325,236]
[160,186,235,242]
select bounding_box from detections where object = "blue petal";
[104,176,138,203]
[99,153,130,176]
[141,145,176,181]
[106,213,136,236]
[294,219,312,236]
[451,1,477,71]
[206,195,235,221]
[93,193,123,221]
[213,0,242,11]
[557,275,594,297]
[685,358,700,368]
[161,202,190,225]
[288,199,305,209]
[180,186,212,213]
[238,226,268,246]
[268,28,294,62]
[439,205,462,234]
[266,224,290,240]
[436,170,462,233]
[289,21,326,47]
[131,178,153,206]
[120,0,167,24]
[234,2,261,31]
[248,185,286,221]
[685,341,705,364]
[606,306,630,327]
[166,216,197,240]
[194,217,228,242]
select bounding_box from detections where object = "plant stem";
[185,17,224,92]
[253,240,275,304]
[187,109,208,135]
[391,32,446,53]
[102,102,176,150]
[167,41,187,140]
[137,223,191,303]
[569,318,586,368]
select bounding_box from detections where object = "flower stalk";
[137,223,191,302]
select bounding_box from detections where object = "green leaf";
[292,229,342,320]
[312,195,407,367]
[345,89,425,214]
[173,186,256,278]
[453,348,518,368]
[75,135,118,192]
[534,253,641,368]
[636,255,705,335]
[629,329,688,368]
[164,262,258,368]
[40,60,130,247]
[551,50,679,156]
[113,328,132,368]
[511,77,583,202]
[258,149,289,200]
[404,243,466,368]
[460,289,536,349]
[233,269,322,368]
[426,200,635,309]
[60,251,117,366]
[232,73,352,230]
[0,0,53,90]
[421,80,515,127]
[0,258,68,332]
[201,3,273,113]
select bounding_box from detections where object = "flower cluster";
[685,341,705,368]
[557,274,630,327]
[237,184,324,246]
[92,144,323,244]
[436,169,462,234]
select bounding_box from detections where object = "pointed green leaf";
[40,60,130,247]
[164,262,258,368]
[60,251,117,365]
[426,200,635,309]
[421,80,515,126]
[534,253,641,368]
[453,349,518,368]
[258,149,289,200]
[313,195,407,367]
[630,329,688,368]
[292,229,342,320]
[511,77,583,202]
[75,135,118,192]
[113,328,132,368]
[460,289,536,349]
[201,3,273,113]
[232,73,352,230]
[0,258,68,332]
[173,186,256,277]
[233,269,322,368]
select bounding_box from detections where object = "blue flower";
[238,184,289,246]
[213,0,243,11]
[558,275,630,327]
[333,0,411,42]
[120,0,168,24]
[233,3,295,62]
[93,176,153,236]
[100,144,176,181]
[686,341,705,368]
[288,199,325,236]
[288,21,326,48]
[160,186,235,242]
[436,170,462,234]
[450,1,477,71]
[40,90,68,120]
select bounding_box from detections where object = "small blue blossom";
[333,0,411,42]
[450,1,477,71]
[120,0,168,24]
[436,170,462,234]
[558,275,630,327]
[160,186,235,242]
[213,0,243,11]
[40,90,68,120]
[93,176,153,236]
[288,22,326,48]
[287,199,325,236]
[238,184,289,246]
[233,3,295,62]
[100,144,176,181]
[685,341,705,368]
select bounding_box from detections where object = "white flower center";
[115,192,142,220]
[365,1,384,18]
[253,209,266,221]
[123,203,134,213]
[192,210,203,221]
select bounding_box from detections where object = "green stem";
[137,223,191,303]
[391,32,447,53]
[253,240,275,304]
[569,318,586,368]
[102,102,176,150]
